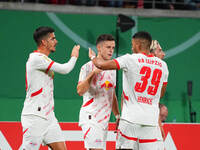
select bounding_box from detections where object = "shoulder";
[30,52,51,63]
[81,61,92,71]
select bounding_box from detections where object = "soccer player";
[150,40,165,60]
[77,34,120,150]
[151,40,168,150]
[89,31,169,150]
[21,26,80,150]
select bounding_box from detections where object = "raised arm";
[89,48,118,70]
[51,45,80,74]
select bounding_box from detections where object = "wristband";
[91,56,96,60]
[115,114,120,120]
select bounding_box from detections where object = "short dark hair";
[96,34,115,45]
[33,26,55,46]
[132,31,152,48]
[159,103,166,109]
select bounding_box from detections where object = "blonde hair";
[150,40,160,53]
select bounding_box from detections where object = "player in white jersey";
[151,40,167,150]
[77,34,120,150]
[89,31,169,150]
[21,26,80,150]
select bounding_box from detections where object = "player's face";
[45,33,58,53]
[154,44,165,59]
[160,106,168,122]
[98,41,115,60]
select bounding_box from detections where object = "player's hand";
[93,68,102,74]
[71,45,80,58]
[89,48,96,60]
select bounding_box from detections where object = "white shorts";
[81,123,107,150]
[156,126,165,150]
[116,119,158,150]
[21,114,65,150]
[157,140,165,150]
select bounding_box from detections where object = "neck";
[139,49,150,55]
[37,46,50,56]
[97,54,104,60]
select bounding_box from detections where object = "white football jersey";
[78,61,116,129]
[114,53,169,126]
[22,50,77,119]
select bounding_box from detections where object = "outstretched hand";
[89,48,96,60]
[71,45,80,58]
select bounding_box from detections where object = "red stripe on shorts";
[84,127,91,139]
[119,130,138,141]
[31,88,43,97]
[23,128,29,135]
[139,138,157,143]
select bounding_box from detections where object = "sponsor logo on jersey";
[101,80,113,90]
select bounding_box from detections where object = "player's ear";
[41,39,46,46]
[97,43,101,53]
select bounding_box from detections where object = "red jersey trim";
[123,91,129,101]
[84,127,91,139]
[46,61,54,74]
[119,130,138,141]
[23,128,29,135]
[139,138,157,143]
[141,52,154,57]
[34,50,39,53]
[113,59,120,70]
[31,88,43,97]
[82,98,94,107]
[163,82,168,86]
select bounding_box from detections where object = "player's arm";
[89,48,119,70]
[160,82,167,98]
[112,92,120,131]
[50,45,80,74]
[35,45,80,74]
[159,116,165,140]
[77,68,101,96]
[112,91,120,117]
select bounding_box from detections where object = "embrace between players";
[21,26,169,150]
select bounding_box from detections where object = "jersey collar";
[140,52,154,57]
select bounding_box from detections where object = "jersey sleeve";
[33,55,54,71]
[113,54,130,71]
[33,55,77,74]
[163,62,169,86]
[51,57,77,74]
[113,70,117,88]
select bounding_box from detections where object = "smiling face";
[97,40,115,60]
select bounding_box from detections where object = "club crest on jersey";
[101,80,113,90]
